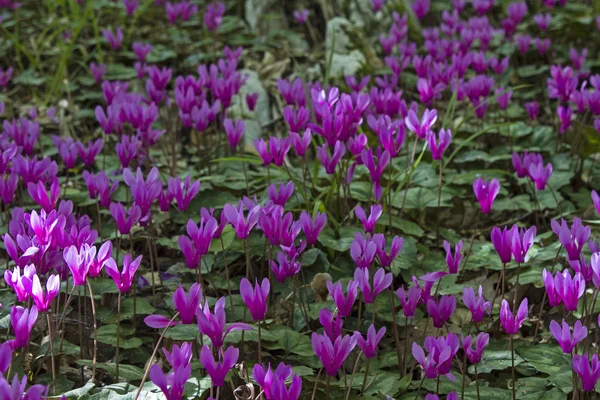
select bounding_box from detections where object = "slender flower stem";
[58,285,76,353]
[116,291,121,382]
[242,161,249,196]
[361,358,371,394]
[510,335,516,400]
[533,246,562,338]
[257,319,262,364]
[345,351,363,400]
[87,280,98,382]
[326,375,330,400]
[436,160,443,245]
[403,316,409,375]
[244,238,252,279]
[134,313,180,400]
[513,263,521,309]
[46,313,57,395]
[310,368,323,400]
[475,363,480,400]
[220,237,235,316]
[78,287,84,383]
[356,299,363,331]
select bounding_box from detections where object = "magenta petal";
[145,314,180,328]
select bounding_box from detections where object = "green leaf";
[95,324,142,349]
[470,350,525,374]
[184,376,212,399]
[76,361,144,381]
[517,343,571,375]
[263,326,315,357]
[49,379,94,399]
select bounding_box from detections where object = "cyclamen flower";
[555,270,585,311]
[551,218,590,261]
[511,226,536,263]
[253,363,299,400]
[201,345,238,387]
[473,177,500,213]
[299,211,326,245]
[145,283,202,328]
[110,202,142,235]
[412,0,430,20]
[444,240,463,274]
[4,265,37,302]
[290,129,312,157]
[573,353,600,392]
[326,279,358,317]
[354,268,392,304]
[550,319,587,354]
[63,244,96,286]
[254,137,291,167]
[350,232,377,269]
[22,274,60,312]
[354,325,386,358]
[105,254,142,293]
[167,176,200,211]
[268,181,294,207]
[397,285,420,319]
[462,332,490,364]
[500,298,528,334]
[524,101,539,121]
[196,297,252,347]
[9,305,38,350]
[534,13,551,30]
[557,105,573,134]
[427,129,451,160]
[462,286,491,323]
[355,204,382,234]
[240,278,270,320]
[28,178,60,213]
[204,1,225,32]
[372,234,403,267]
[405,108,437,139]
[317,142,345,175]
[412,333,460,381]
[427,295,456,328]
[319,308,342,342]
[311,332,357,376]
[293,9,309,24]
[224,118,245,149]
[361,147,390,200]
[0,375,48,399]
[90,62,106,84]
[103,27,123,49]
[150,362,189,400]
[223,202,261,239]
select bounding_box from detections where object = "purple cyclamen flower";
[123,167,162,221]
[361,148,390,200]
[77,139,103,167]
[246,93,258,111]
[9,305,38,350]
[462,286,491,323]
[534,13,551,30]
[240,278,270,320]
[253,363,301,400]
[201,345,238,387]
[27,178,60,213]
[0,374,48,399]
[592,190,600,216]
[510,225,536,263]
[551,217,591,261]
[397,285,420,319]
[412,0,430,20]
[354,324,386,359]
[405,108,437,139]
[355,204,382,234]
[311,332,357,376]
[528,161,552,190]
[196,297,252,347]
[224,202,261,239]
[507,1,527,24]
[90,62,106,84]
[326,279,358,318]
[268,181,294,207]
[550,319,587,354]
[573,354,600,392]
[350,232,377,269]
[103,27,124,50]
[516,34,531,54]
[495,88,512,110]
[110,202,141,235]
[319,308,342,342]
[145,283,202,328]
[22,274,60,312]
[500,298,528,334]
[5,266,37,301]
[204,1,226,31]
[271,251,301,283]
[168,176,200,211]
[104,254,142,293]
[132,42,152,62]
[427,295,456,328]
[299,211,326,245]
[413,333,460,381]
[290,128,312,157]
[224,118,245,150]
[372,234,403,268]
[162,342,192,372]
[254,137,291,167]
[543,268,562,307]
[427,129,451,160]
[547,65,578,103]
[317,141,346,175]
[123,0,139,15]
[293,9,309,24]
[63,244,96,286]
[462,332,490,364]
[524,101,539,121]
[473,177,500,213]
[557,105,573,134]
[443,240,463,274]
[150,363,190,400]
[354,268,392,304]
[555,270,585,311]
